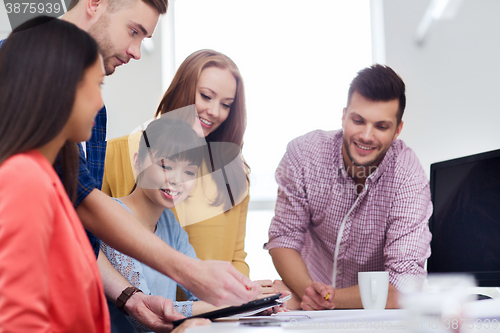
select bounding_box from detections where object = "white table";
[184,305,500,333]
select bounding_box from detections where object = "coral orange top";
[0,150,110,333]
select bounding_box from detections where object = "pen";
[324,293,331,300]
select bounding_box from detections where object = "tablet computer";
[172,293,286,327]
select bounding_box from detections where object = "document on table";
[275,309,407,321]
[275,309,410,330]
[217,309,407,326]
[215,314,310,322]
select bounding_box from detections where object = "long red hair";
[155,49,246,148]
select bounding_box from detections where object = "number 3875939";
[5,2,62,14]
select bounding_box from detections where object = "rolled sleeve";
[384,170,433,293]
[264,139,310,253]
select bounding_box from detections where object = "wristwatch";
[116,286,143,315]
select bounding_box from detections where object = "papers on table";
[218,309,409,329]
[276,309,409,329]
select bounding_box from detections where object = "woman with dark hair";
[0,16,109,331]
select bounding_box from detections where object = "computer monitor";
[428,148,500,287]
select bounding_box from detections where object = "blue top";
[101,199,199,332]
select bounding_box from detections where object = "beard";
[88,14,116,75]
[342,137,385,168]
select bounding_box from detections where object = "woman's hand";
[125,293,185,332]
[254,280,274,299]
[253,280,291,316]
[273,279,301,310]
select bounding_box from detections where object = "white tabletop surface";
[183,305,500,333]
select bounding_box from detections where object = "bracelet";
[116,286,143,315]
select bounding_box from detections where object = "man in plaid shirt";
[266,65,432,310]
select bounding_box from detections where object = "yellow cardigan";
[101,135,250,277]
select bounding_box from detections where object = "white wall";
[383,1,500,297]
[382,0,500,176]
[172,0,372,204]
[102,0,500,174]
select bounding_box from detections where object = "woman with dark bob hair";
[0,16,109,331]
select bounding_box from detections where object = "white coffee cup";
[358,271,389,309]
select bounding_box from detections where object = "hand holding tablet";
[172,293,292,327]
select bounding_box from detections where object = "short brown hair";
[68,0,168,14]
[347,64,406,124]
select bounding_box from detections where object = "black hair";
[0,16,100,198]
[137,118,204,167]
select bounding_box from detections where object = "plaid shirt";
[76,106,107,258]
[78,106,107,202]
[264,129,432,293]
